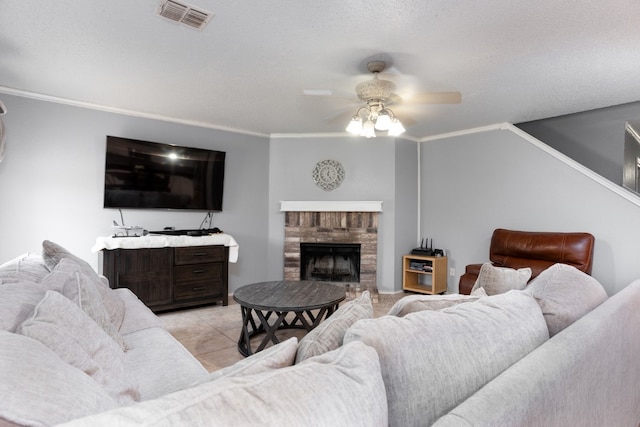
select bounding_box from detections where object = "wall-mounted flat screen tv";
[104,136,225,211]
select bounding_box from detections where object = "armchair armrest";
[459,263,483,295]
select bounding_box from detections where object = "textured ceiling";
[1,0,640,140]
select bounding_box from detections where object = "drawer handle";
[192,269,207,274]
[192,286,206,291]
[193,253,208,257]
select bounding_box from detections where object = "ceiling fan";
[308,60,462,138]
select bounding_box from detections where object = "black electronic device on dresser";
[150,228,223,236]
[102,244,229,312]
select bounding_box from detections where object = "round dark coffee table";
[233,280,346,356]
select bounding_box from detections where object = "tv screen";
[104,136,225,211]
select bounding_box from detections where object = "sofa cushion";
[525,263,608,336]
[471,262,532,295]
[0,253,50,284]
[344,290,549,427]
[122,327,208,400]
[295,290,373,363]
[194,337,298,385]
[0,281,47,332]
[17,290,139,405]
[60,341,388,427]
[387,293,483,317]
[0,331,119,426]
[115,287,163,334]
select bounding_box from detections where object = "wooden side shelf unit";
[402,254,448,294]
[102,245,229,312]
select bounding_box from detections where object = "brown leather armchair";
[458,228,595,295]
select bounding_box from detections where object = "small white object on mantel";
[279,201,383,212]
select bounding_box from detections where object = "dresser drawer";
[174,280,222,301]
[175,246,226,265]
[174,263,222,283]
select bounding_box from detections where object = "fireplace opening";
[300,242,361,283]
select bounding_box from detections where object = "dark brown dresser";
[102,245,229,312]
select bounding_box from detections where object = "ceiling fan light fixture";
[374,110,391,131]
[346,103,404,138]
[388,118,406,136]
[361,120,376,138]
[346,115,363,134]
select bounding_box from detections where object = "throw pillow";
[0,252,50,284]
[42,240,126,332]
[295,290,373,363]
[60,341,388,427]
[0,331,118,426]
[344,290,549,427]
[470,286,488,297]
[192,337,298,386]
[42,240,97,276]
[525,263,608,336]
[387,293,482,317]
[0,281,47,332]
[471,262,532,295]
[17,290,139,405]
[48,258,127,350]
[95,274,126,332]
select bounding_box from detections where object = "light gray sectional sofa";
[0,242,210,426]
[1,241,639,426]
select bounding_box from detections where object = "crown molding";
[0,86,270,138]
[269,132,420,142]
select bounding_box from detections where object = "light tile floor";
[158,292,405,372]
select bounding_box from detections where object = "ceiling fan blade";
[387,93,404,106]
[324,110,355,126]
[298,92,359,108]
[381,64,402,76]
[408,92,462,104]
[397,115,416,127]
[302,89,334,96]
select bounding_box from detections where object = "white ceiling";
[1,0,640,140]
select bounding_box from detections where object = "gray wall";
[9,92,637,297]
[394,139,420,285]
[267,136,418,293]
[420,125,640,295]
[0,94,270,293]
[0,94,418,295]
[517,101,640,185]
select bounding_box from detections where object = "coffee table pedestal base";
[237,304,339,356]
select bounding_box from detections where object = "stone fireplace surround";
[281,201,382,291]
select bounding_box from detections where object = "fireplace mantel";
[280,201,383,212]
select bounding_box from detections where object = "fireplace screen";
[300,242,361,283]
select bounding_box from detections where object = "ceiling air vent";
[156,0,214,30]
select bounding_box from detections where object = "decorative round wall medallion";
[312,159,345,191]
